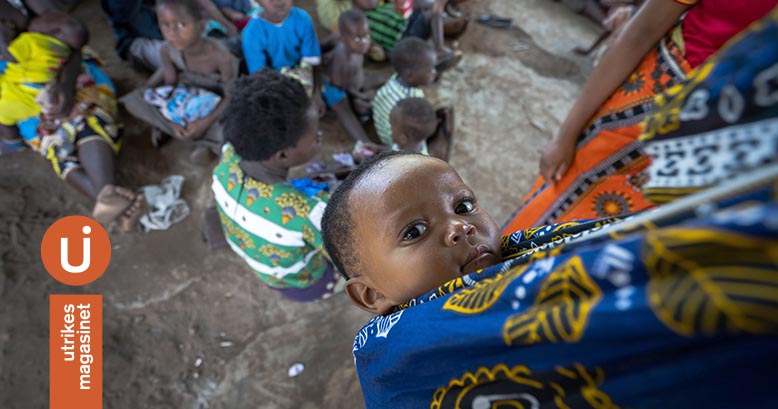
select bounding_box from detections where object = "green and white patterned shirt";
[212,144,330,289]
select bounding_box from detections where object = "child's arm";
[539,0,688,183]
[195,0,238,37]
[159,43,177,86]
[181,49,235,140]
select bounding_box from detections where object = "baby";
[321,151,502,314]
[389,97,438,154]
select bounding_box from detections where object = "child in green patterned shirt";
[212,68,344,301]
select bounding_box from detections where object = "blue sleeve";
[297,9,321,65]
[242,18,267,73]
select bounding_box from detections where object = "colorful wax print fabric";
[354,170,778,408]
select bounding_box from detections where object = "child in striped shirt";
[373,37,453,160]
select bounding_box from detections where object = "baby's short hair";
[390,37,433,77]
[157,0,203,20]
[392,97,436,142]
[322,151,421,279]
[221,68,311,161]
[338,8,367,31]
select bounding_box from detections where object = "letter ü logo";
[41,216,111,286]
[61,225,93,273]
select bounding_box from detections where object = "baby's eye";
[455,200,475,214]
[402,223,427,241]
[176,22,186,28]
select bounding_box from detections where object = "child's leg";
[332,99,370,142]
[73,139,116,199]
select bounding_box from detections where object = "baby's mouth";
[461,245,496,274]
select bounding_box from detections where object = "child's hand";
[171,123,188,140]
[184,118,211,141]
[45,82,76,117]
[539,138,575,184]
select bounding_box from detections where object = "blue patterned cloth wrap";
[143,85,221,127]
[354,182,778,408]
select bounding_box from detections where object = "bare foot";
[92,185,134,224]
[116,193,146,233]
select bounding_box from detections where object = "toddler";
[121,0,238,163]
[389,97,438,154]
[325,9,374,143]
[213,68,343,301]
[372,37,435,145]
[242,0,321,73]
[321,151,502,314]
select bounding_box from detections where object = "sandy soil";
[0,0,599,407]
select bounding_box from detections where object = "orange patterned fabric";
[502,31,693,234]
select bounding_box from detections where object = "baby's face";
[350,156,502,305]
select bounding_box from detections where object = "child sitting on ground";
[242,0,321,73]
[321,151,502,314]
[389,97,438,154]
[373,37,453,159]
[212,68,343,301]
[122,0,238,164]
[325,9,375,143]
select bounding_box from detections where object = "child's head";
[390,98,437,151]
[222,68,320,166]
[338,9,371,55]
[352,0,379,11]
[390,37,437,87]
[156,0,204,51]
[322,152,502,315]
[260,0,293,23]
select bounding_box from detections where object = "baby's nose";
[445,221,475,246]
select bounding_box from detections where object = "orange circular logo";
[41,216,111,286]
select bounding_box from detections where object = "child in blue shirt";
[241,0,321,73]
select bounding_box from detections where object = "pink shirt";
[675,0,778,67]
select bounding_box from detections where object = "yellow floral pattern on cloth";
[430,363,618,409]
[243,178,274,206]
[275,193,311,224]
[502,256,603,346]
[644,227,778,337]
[259,245,293,266]
[443,265,530,315]
[218,212,255,250]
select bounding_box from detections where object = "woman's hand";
[539,137,575,184]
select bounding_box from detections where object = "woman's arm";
[540,0,690,183]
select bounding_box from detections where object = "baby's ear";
[345,277,394,315]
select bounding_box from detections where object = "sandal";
[477,14,513,30]
[435,51,463,74]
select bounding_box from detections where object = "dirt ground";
[0,0,599,407]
